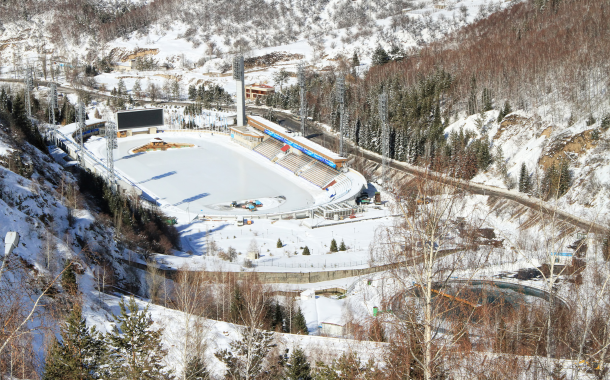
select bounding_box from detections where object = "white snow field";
[87,132,363,217]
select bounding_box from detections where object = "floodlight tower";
[24,67,33,118]
[378,92,389,185]
[298,63,306,136]
[337,76,346,157]
[105,121,118,189]
[48,83,57,125]
[77,101,86,166]
[233,55,246,127]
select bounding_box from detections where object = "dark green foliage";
[313,352,377,379]
[541,160,571,199]
[302,246,310,255]
[586,114,596,126]
[371,45,390,66]
[43,307,106,380]
[482,88,493,111]
[271,301,284,331]
[518,163,531,193]
[183,84,232,109]
[105,297,172,379]
[292,307,308,335]
[352,51,360,67]
[339,240,346,251]
[61,261,77,295]
[230,284,243,323]
[215,327,273,380]
[472,139,492,170]
[286,348,312,380]
[76,169,180,255]
[330,238,338,252]
[468,75,478,115]
[3,91,47,152]
[277,238,283,248]
[591,129,600,140]
[183,356,210,380]
[497,100,513,122]
[601,114,610,131]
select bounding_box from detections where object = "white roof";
[248,115,345,160]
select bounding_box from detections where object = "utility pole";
[77,101,86,166]
[298,62,306,136]
[233,55,246,127]
[337,76,346,157]
[378,92,389,185]
[48,83,57,125]
[105,121,118,190]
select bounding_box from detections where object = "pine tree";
[286,348,312,380]
[277,238,283,248]
[272,302,284,331]
[330,239,338,252]
[292,307,308,335]
[117,78,126,97]
[105,297,172,379]
[497,101,512,122]
[43,306,106,380]
[133,78,142,99]
[188,85,197,101]
[371,45,390,66]
[62,261,77,295]
[482,88,493,111]
[339,240,346,251]
[215,327,273,379]
[302,246,310,255]
[229,285,243,323]
[558,160,571,197]
[352,52,360,67]
[183,356,209,380]
[518,163,530,193]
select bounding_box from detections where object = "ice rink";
[99,134,322,215]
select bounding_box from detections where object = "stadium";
[52,108,367,220]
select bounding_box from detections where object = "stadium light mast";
[233,55,246,127]
[337,76,345,157]
[105,121,118,190]
[24,67,33,118]
[48,83,57,125]
[77,101,86,166]
[298,62,306,136]
[378,92,389,185]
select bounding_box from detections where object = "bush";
[277,238,283,248]
[302,246,310,255]
[243,259,254,268]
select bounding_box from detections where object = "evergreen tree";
[558,160,571,197]
[518,163,530,193]
[339,240,346,251]
[272,302,284,331]
[62,261,77,295]
[215,327,273,379]
[292,307,308,335]
[302,246,310,255]
[43,306,106,380]
[330,238,338,252]
[277,238,283,248]
[482,88,493,111]
[286,348,312,380]
[105,297,172,379]
[497,100,512,122]
[183,356,209,380]
[371,45,390,66]
[229,285,243,323]
[467,75,478,115]
[352,51,360,67]
[188,85,197,101]
[117,78,126,97]
[133,78,142,99]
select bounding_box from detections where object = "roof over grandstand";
[247,115,346,166]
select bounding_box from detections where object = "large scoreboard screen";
[116,108,164,130]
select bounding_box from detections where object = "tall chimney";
[233,55,246,127]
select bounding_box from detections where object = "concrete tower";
[233,55,246,127]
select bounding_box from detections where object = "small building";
[245,84,275,99]
[320,322,345,337]
[300,289,315,301]
[150,137,166,147]
[550,252,573,266]
[230,126,265,149]
[115,59,135,72]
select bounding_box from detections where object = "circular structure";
[108,134,321,215]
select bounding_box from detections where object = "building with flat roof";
[247,115,347,169]
[245,84,275,99]
[230,126,265,149]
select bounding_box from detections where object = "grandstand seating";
[329,173,352,196]
[276,153,312,173]
[253,138,283,160]
[300,161,340,188]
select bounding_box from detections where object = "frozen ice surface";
[107,134,322,215]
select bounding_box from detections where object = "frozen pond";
[106,134,319,215]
